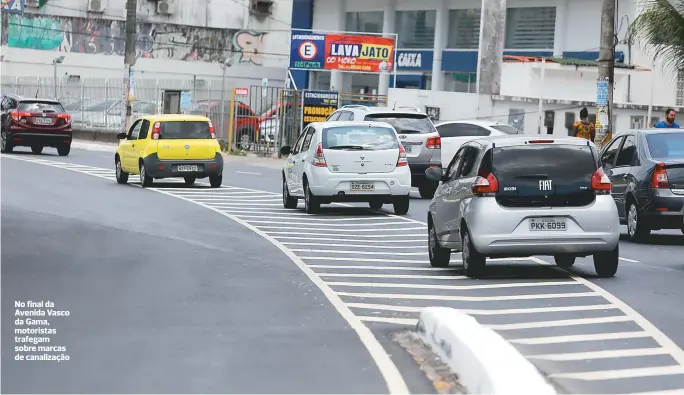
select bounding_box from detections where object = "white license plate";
[351,182,375,191]
[177,165,199,172]
[404,144,412,153]
[529,218,567,231]
[33,117,53,124]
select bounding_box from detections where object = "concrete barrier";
[72,128,120,144]
[416,307,556,395]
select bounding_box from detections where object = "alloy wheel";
[627,204,638,237]
[428,225,436,258]
[462,234,470,271]
[1,132,6,150]
[116,161,121,179]
[282,179,288,205]
[140,166,145,185]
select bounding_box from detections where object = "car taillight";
[208,120,216,138]
[57,113,71,124]
[313,143,327,167]
[397,143,408,167]
[426,136,441,149]
[10,111,31,121]
[471,172,499,196]
[650,162,669,189]
[151,122,161,140]
[591,167,612,194]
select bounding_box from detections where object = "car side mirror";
[425,167,444,182]
[116,132,126,140]
[280,145,291,156]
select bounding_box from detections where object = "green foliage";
[628,0,684,71]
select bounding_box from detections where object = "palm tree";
[628,0,684,72]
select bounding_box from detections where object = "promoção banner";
[301,90,340,129]
[290,30,395,73]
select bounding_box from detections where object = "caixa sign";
[396,50,433,71]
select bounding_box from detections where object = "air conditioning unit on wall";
[249,0,273,17]
[88,0,107,13]
[156,0,175,14]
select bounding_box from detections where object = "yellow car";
[114,114,224,188]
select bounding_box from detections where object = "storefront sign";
[290,30,395,73]
[396,50,433,71]
[301,90,339,128]
[1,0,24,14]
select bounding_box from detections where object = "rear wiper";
[41,109,56,113]
[327,145,364,150]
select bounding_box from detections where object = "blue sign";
[1,0,24,13]
[289,29,326,70]
[596,80,609,106]
[180,92,192,110]
[396,50,434,71]
[302,90,339,128]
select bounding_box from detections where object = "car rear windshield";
[322,126,399,150]
[363,113,437,134]
[488,144,598,207]
[159,121,212,139]
[17,101,64,113]
[646,132,684,159]
[491,124,523,134]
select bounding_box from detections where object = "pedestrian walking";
[573,108,596,142]
[654,108,680,128]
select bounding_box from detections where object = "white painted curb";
[416,307,556,395]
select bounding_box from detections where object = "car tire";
[462,230,486,278]
[57,144,70,156]
[626,200,650,242]
[282,176,298,209]
[31,145,43,154]
[304,180,320,214]
[139,161,153,187]
[593,244,619,278]
[184,176,196,186]
[554,254,576,268]
[209,174,222,188]
[237,129,253,151]
[418,181,437,199]
[393,196,410,215]
[369,201,383,210]
[115,157,128,184]
[1,131,14,153]
[428,219,450,267]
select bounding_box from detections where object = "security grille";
[505,7,556,49]
[345,12,384,34]
[396,10,436,49]
[447,9,481,49]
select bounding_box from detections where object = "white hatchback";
[279,121,412,214]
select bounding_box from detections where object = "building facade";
[290,0,683,108]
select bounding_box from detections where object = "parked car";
[1,94,72,156]
[189,100,260,149]
[279,121,412,214]
[72,99,157,129]
[598,128,684,241]
[435,119,524,165]
[326,105,442,198]
[425,135,620,278]
[114,114,223,188]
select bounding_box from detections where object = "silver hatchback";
[425,136,621,278]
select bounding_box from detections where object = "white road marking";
[527,347,670,361]
[247,220,408,227]
[302,256,433,263]
[237,215,398,221]
[346,302,620,316]
[195,202,283,206]
[285,242,425,249]
[510,331,650,345]
[235,170,262,175]
[275,236,426,242]
[265,232,427,237]
[319,273,467,280]
[488,315,632,330]
[335,291,598,301]
[255,225,426,232]
[548,365,684,381]
[292,249,426,256]
[359,316,417,325]
[620,257,641,263]
[325,280,579,291]
[192,197,281,202]
[308,265,455,271]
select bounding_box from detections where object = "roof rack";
[339,104,370,110]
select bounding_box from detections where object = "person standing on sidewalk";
[654,108,680,128]
[573,108,596,142]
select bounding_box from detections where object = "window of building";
[447,9,480,49]
[630,115,644,129]
[345,12,384,34]
[395,10,436,49]
[505,7,556,49]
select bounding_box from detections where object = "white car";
[435,119,524,165]
[279,121,412,214]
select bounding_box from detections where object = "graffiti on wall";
[4,14,268,65]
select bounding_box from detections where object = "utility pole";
[595,0,615,151]
[121,0,137,135]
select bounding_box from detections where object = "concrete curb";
[72,128,120,144]
[416,307,556,395]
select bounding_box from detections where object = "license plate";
[529,218,567,231]
[404,144,412,153]
[33,117,53,125]
[351,181,375,191]
[177,165,199,172]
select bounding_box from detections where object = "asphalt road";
[3,142,684,394]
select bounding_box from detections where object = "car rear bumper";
[635,190,684,229]
[8,131,72,147]
[142,153,223,178]
[307,166,411,197]
[462,196,621,257]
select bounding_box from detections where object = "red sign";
[323,34,395,73]
[235,88,249,96]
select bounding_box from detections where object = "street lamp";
[52,56,65,99]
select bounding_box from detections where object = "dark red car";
[1,94,72,156]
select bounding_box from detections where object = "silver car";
[326,105,442,198]
[425,135,621,278]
